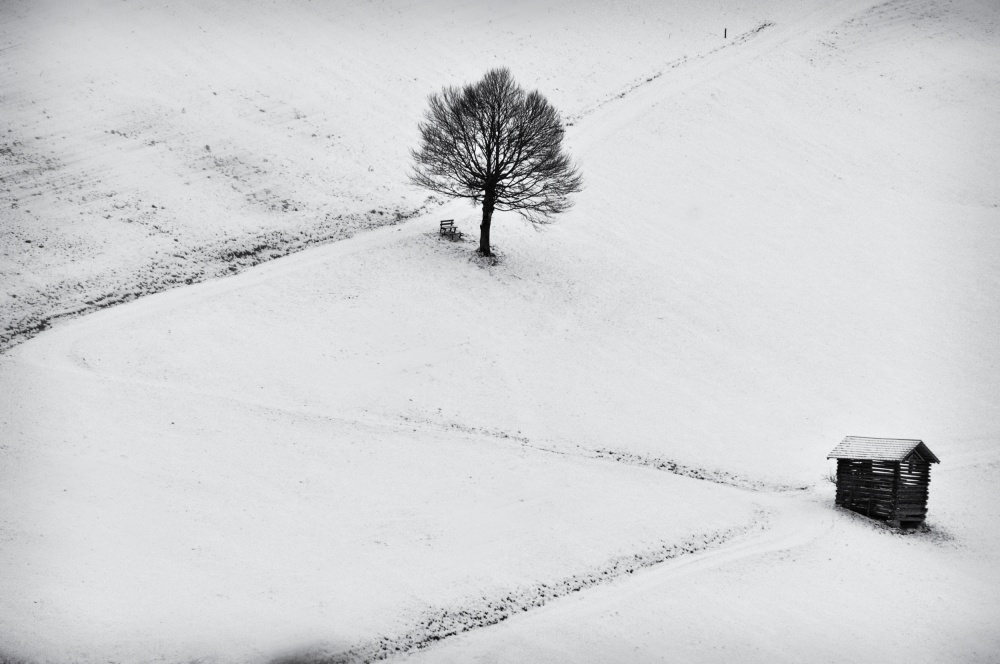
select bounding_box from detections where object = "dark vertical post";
[724,28,727,38]
[891,462,900,523]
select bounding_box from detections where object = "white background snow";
[1,0,999,662]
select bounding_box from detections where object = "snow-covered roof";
[827,436,939,463]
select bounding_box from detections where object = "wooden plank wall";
[894,458,931,523]
[836,459,897,520]
[835,458,931,526]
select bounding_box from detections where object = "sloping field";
[0,0,777,349]
[2,0,999,662]
[1,330,764,662]
[406,459,1000,664]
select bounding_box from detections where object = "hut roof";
[827,436,939,463]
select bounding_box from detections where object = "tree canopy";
[410,68,582,256]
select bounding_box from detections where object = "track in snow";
[275,511,774,664]
[396,413,807,492]
[277,489,836,664]
[566,21,776,125]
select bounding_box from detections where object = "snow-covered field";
[2,0,999,662]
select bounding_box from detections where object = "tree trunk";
[479,194,495,256]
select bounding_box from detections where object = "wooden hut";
[827,436,939,528]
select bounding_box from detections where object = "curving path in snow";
[302,488,835,664]
[2,0,999,662]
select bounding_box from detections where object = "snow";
[2,0,999,662]
[2,343,763,662]
[404,468,1000,663]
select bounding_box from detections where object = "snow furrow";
[0,199,445,354]
[589,448,808,492]
[283,512,771,664]
[395,415,804,492]
[567,21,775,125]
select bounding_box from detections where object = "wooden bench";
[439,219,463,239]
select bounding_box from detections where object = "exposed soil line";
[0,200,445,354]
[278,511,771,664]
[396,415,805,493]
[590,448,808,492]
[567,21,775,125]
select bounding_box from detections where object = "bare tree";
[410,68,583,257]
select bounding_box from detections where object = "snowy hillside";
[0,0,771,350]
[2,0,999,662]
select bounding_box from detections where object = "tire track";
[566,21,775,125]
[274,510,772,664]
[396,414,806,493]
[0,198,446,354]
